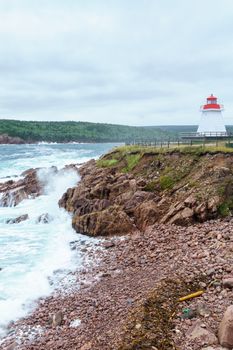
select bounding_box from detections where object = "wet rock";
[36,213,53,224]
[0,169,41,207]
[218,305,233,348]
[187,320,218,345]
[6,214,29,224]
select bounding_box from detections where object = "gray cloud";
[0,0,233,125]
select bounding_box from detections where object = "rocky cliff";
[0,133,26,144]
[59,146,233,236]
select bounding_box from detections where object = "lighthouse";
[197,94,226,136]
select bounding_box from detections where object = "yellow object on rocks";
[178,290,204,302]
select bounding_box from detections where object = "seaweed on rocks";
[118,276,208,350]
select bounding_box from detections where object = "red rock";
[218,305,233,348]
[187,320,218,345]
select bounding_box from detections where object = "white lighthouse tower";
[197,94,226,136]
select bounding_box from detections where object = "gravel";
[1,218,233,349]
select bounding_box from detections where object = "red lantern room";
[202,94,223,110]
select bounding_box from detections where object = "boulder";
[134,200,159,230]
[6,214,29,224]
[187,320,218,346]
[72,205,135,236]
[218,305,233,348]
[36,213,53,224]
[168,207,194,225]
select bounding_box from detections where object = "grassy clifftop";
[97,145,233,220]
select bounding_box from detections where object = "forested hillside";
[0,120,173,143]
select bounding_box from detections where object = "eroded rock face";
[59,152,232,237]
[0,169,42,206]
[72,205,135,236]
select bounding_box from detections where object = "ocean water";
[0,143,120,337]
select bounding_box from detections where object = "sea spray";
[0,143,118,338]
[0,167,79,337]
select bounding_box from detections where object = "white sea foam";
[0,168,80,337]
[0,143,119,338]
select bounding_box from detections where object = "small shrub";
[218,202,230,217]
[160,175,174,190]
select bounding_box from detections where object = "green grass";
[97,158,119,168]
[218,202,230,217]
[159,175,175,190]
[117,144,233,156]
[122,153,142,172]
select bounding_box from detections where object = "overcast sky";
[0,0,233,125]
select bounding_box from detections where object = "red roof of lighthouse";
[203,104,221,110]
[201,94,223,110]
[207,94,218,100]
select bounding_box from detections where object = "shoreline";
[0,235,108,349]
[1,220,233,349]
[0,141,124,145]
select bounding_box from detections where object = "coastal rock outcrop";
[0,133,25,144]
[0,166,58,207]
[6,214,29,224]
[59,148,233,237]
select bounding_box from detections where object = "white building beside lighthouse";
[197,94,227,136]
